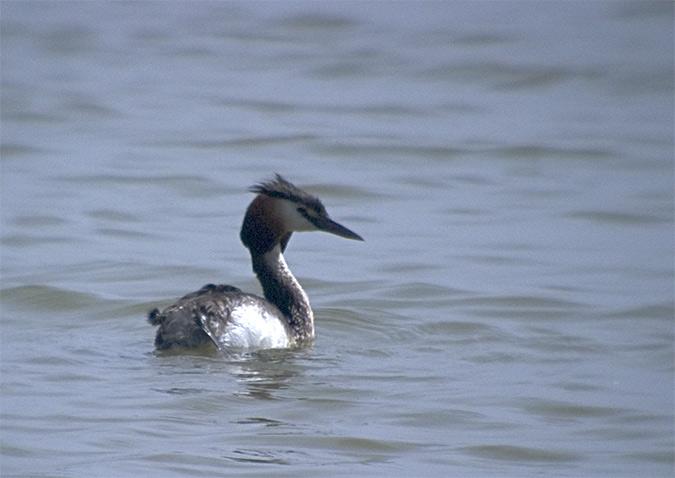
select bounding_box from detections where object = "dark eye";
[297,207,319,225]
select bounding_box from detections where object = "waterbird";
[147,175,363,352]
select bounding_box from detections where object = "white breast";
[217,303,292,350]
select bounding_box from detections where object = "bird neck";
[251,245,314,343]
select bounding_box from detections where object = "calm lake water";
[1,2,673,477]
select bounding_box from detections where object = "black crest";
[250,174,326,214]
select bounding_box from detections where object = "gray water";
[1,2,673,477]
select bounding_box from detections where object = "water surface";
[1,2,673,477]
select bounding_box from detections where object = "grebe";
[147,175,363,352]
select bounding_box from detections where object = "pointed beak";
[316,216,364,241]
